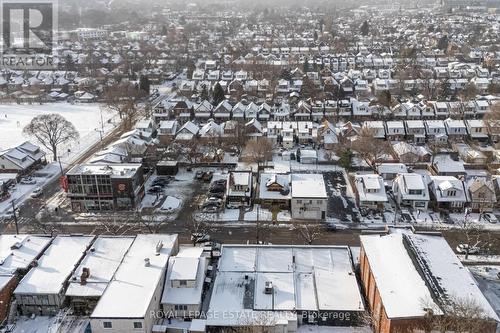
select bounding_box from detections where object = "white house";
[161,247,207,318]
[429,176,468,211]
[392,173,430,210]
[291,174,327,220]
[354,174,388,210]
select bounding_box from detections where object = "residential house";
[429,176,468,211]
[404,120,426,144]
[161,247,207,318]
[467,177,497,213]
[392,173,430,210]
[444,118,467,141]
[0,141,46,174]
[226,171,253,207]
[291,174,327,220]
[354,174,388,210]
[385,121,405,140]
[466,119,489,141]
[258,173,292,210]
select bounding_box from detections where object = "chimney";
[155,241,163,256]
[144,258,150,267]
[80,267,90,285]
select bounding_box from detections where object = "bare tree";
[91,215,140,236]
[23,113,79,161]
[420,296,496,333]
[484,103,500,144]
[350,127,391,171]
[103,83,146,129]
[295,222,323,245]
[187,216,209,246]
[184,140,203,164]
[456,212,485,260]
[244,138,274,170]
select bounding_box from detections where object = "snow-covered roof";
[377,163,408,175]
[259,173,291,200]
[432,155,466,174]
[355,174,388,203]
[394,173,430,201]
[291,174,327,199]
[407,234,499,322]
[90,234,178,319]
[0,235,51,276]
[360,233,441,319]
[429,176,467,203]
[208,245,364,326]
[15,236,94,295]
[161,248,206,306]
[65,236,135,298]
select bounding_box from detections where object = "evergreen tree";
[212,82,225,106]
[139,75,151,95]
[360,20,370,36]
[338,149,353,171]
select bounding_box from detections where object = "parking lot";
[323,171,360,223]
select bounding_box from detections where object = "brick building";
[359,230,499,333]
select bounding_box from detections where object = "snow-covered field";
[0,103,119,216]
[0,103,115,154]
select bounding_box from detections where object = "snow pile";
[161,196,181,212]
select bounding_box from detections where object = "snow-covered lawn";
[0,103,115,154]
[0,103,119,216]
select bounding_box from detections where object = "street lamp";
[10,200,19,235]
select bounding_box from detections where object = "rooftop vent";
[265,281,273,294]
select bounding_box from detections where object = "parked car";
[30,187,43,198]
[195,171,205,180]
[202,171,214,182]
[210,192,225,199]
[20,177,36,185]
[205,197,222,204]
[147,186,163,194]
[209,186,225,194]
[152,178,169,187]
[191,233,210,243]
[212,179,227,186]
[482,213,498,224]
[456,244,480,255]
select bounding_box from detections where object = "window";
[103,322,112,329]
[133,322,143,329]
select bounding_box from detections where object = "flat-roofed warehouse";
[207,245,365,332]
[65,236,135,315]
[90,234,179,333]
[360,230,500,333]
[0,235,52,322]
[14,235,94,316]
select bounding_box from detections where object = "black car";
[147,186,163,194]
[209,186,225,194]
[210,192,225,199]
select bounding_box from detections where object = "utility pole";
[11,201,19,235]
